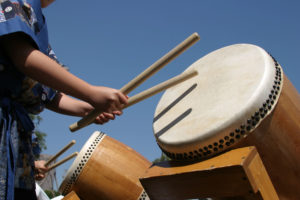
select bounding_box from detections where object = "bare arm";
[46,92,117,124]
[46,92,93,116]
[1,33,127,115]
[1,34,93,103]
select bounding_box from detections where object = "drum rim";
[58,131,106,195]
[154,44,284,160]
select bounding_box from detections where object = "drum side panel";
[72,136,151,200]
[235,75,300,200]
[59,131,105,195]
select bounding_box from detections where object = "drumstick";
[120,32,200,94]
[70,70,198,132]
[124,70,198,109]
[45,140,76,167]
[69,32,200,132]
[47,152,78,171]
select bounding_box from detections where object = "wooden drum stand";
[140,147,279,200]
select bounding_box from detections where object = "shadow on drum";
[153,83,197,122]
[155,108,192,138]
[153,83,197,137]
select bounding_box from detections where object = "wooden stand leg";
[140,147,279,200]
[62,191,80,200]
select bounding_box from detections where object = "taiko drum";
[59,131,151,200]
[153,44,300,200]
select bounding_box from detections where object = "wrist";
[83,85,98,107]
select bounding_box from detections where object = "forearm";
[47,93,117,125]
[19,49,94,103]
[1,33,94,103]
[46,92,94,117]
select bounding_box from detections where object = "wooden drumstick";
[124,70,198,109]
[47,152,78,171]
[120,32,200,94]
[69,33,200,132]
[45,140,76,167]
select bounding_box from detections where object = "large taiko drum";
[59,131,151,200]
[153,44,300,199]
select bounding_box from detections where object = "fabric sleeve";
[0,0,49,53]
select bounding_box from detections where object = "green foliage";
[35,131,47,151]
[152,152,171,163]
[44,190,61,198]
[29,114,47,151]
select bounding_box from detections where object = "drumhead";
[59,131,106,195]
[153,44,283,160]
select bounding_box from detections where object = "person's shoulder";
[0,0,49,53]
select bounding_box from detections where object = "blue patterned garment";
[0,0,59,199]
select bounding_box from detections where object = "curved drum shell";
[235,75,300,200]
[59,131,151,200]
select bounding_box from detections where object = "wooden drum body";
[59,131,151,200]
[235,75,300,200]
[153,44,300,199]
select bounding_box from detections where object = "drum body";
[153,44,300,199]
[235,74,300,200]
[59,131,151,200]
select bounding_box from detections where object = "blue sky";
[39,0,300,188]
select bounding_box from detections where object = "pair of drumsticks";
[69,32,201,132]
[44,140,78,171]
[47,32,200,171]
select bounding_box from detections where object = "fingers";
[118,92,128,105]
[94,112,122,124]
[107,91,127,112]
[35,160,48,171]
[89,86,129,125]
[103,90,127,114]
[34,167,48,181]
[112,110,122,116]
[35,173,45,181]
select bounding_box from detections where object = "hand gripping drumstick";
[45,140,76,167]
[69,32,200,132]
[70,70,198,132]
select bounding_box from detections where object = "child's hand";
[93,110,124,124]
[34,160,49,181]
[88,86,128,115]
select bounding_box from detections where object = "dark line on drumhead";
[155,108,192,138]
[153,83,197,123]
